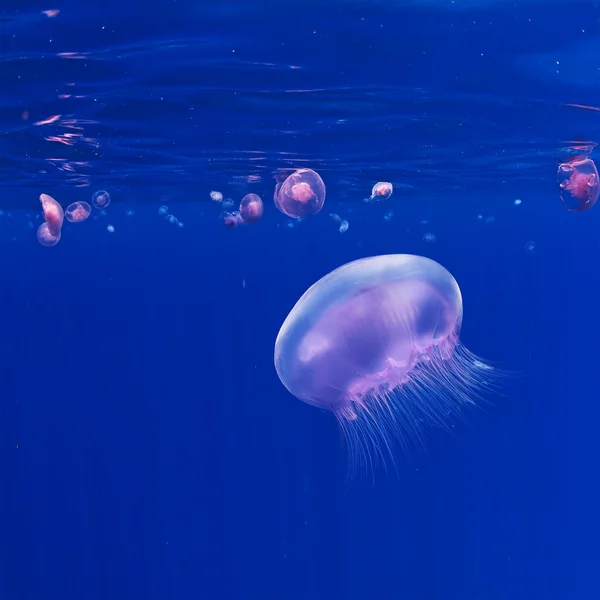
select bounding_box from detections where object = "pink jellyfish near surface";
[274,168,326,218]
[220,210,244,228]
[557,157,599,212]
[37,222,61,247]
[239,193,264,224]
[65,201,92,223]
[274,254,503,475]
[92,190,111,209]
[39,193,63,236]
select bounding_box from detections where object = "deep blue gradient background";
[1,1,599,599]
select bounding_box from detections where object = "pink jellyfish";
[274,168,326,218]
[557,157,599,212]
[274,254,504,476]
[65,201,92,223]
[370,181,393,201]
[39,193,64,237]
[92,190,111,209]
[221,211,244,228]
[239,193,264,224]
[37,222,61,247]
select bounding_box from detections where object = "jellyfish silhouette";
[274,254,503,475]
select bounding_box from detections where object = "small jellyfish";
[210,191,223,203]
[274,254,505,477]
[370,182,393,201]
[274,169,326,218]
[239,193,264,224]
[329,213,349,233]
[524,241,536,254]
[92,190,111,209]
[514,199,522,206]
[221,211,244,228]
[65,201,91,223]
[422,232,436,243]
[222,198,235,211]
[107,224,115,233]
[557,157,599,212]
[158,205,168,216]
[37,222,61,247]
[39,193,64,236]
[166,214,181,227]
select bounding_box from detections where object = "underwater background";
[1,0,599,598]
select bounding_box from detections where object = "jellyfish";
[92,190,111,209]
[274,254,504,476]
[221,210,244,228]
[65,201,91,223]
[370,181,393,201]
[557,157,599,212]
[39,193,64,236]
[274,168,326,218]
[37,222,61,247]
[239,193,264,224]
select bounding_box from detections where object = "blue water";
[1,0,599,598]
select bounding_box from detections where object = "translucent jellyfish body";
[92,190,111,209]
[37,222,61,247]
[221,210,244,228]
[39,193,64,237]
[239,193,264,224]
[274,169,326,218]
[557,157,599,212]
[370,181,393,201]
[274,254,502,474]
[65,201,91,223]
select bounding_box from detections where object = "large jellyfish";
[274,254,502,475]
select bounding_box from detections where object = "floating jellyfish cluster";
[36,190,106,246]
[213,191,265,228]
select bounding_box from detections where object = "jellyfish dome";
[274,168,326,218]
[274,254,502,473]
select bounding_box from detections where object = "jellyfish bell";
[557,157,599,212]
[370,181,393,201]
[220,210,243,228]
[274,168,326,218]
[92,190,111,209]
[39,193,64,236]
[239,193,264,224]
[65,201,91,223]
[274,254,505,476]
[37,221,61,247]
